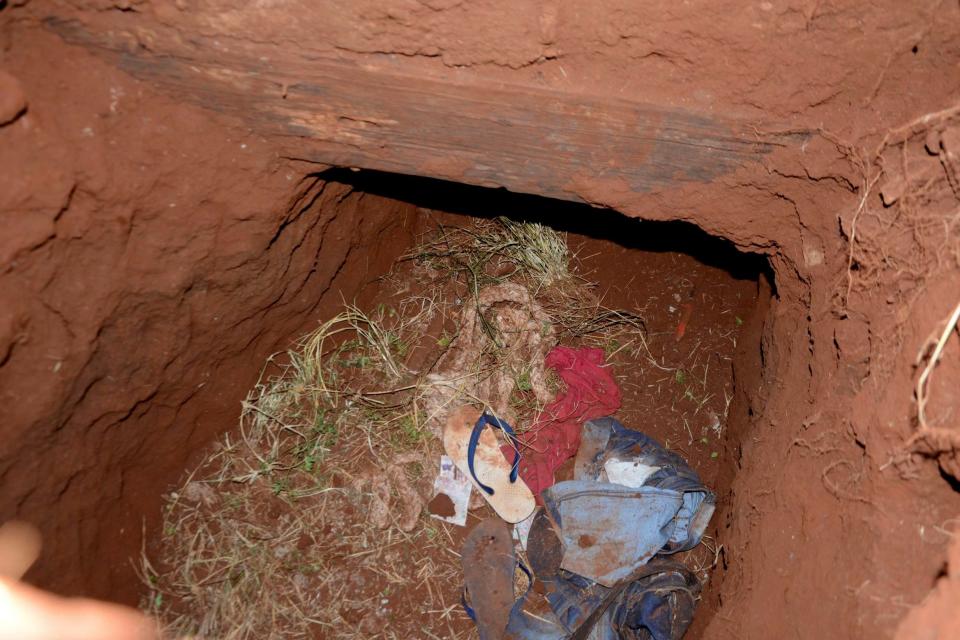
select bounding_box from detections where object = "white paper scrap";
[513,509,537,551]
[428,455,472,527]
[604,457,660,488]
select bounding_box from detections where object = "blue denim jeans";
[505,417,712,640]
[541,417,714,587]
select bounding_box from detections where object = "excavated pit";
[4,5,960,639]
[339,172,775,635]
[10,166,772,635]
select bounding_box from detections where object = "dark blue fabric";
[505,597,566,640]
[577,417,709,495]
[467,413,521,495]
[506,565,698,640]
[545,571,606,631]
[610,564,699,640]
[538,418,713,586]
[505,417,708,639]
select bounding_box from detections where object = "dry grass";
[139,216,661,639]
[405,216,570,290]
[406,216,649,358]
[682,534,723,587]
[138,301,476,639]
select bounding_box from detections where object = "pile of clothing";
[437,347,715,640]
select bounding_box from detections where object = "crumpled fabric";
[542,481,686,587]
[506,417,712,640]
[539,417,714,587]
[503,347,621,501]
[506,559,700,640]
[573,417,716,555]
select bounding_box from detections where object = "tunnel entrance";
[135,170,772,638]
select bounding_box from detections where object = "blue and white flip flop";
[443,405,536,523]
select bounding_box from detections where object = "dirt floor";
[137,209,761,638]
[2,1,960,639]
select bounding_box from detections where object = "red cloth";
[503,346,621,501]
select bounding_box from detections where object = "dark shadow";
[316,168,775,290]
[939,466,960,493]
[932,561,948,585]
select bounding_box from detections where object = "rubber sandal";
[444,405,536,523]
[468,413,521,495]
[461,518,519,640]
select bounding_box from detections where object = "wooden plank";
[47,17,792,204]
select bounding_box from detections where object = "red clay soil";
[569,218,766,491]
[572,221,768,635]
[0,24,425,602]
[2,1,960,639]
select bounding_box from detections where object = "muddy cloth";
[504,347,621,502]
[539,418,714,586]
[504,418,712,639]
[506,553,700,640]
[572,417,715,555]
[542,481,687,586]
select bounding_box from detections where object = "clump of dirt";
[140,215,755,637]
[427,493,456,518]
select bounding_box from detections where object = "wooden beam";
[47,17,794,204]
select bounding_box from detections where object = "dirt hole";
[123,170,775,638]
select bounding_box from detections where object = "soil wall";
[2,1,960,638]
[0,26,420,599]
